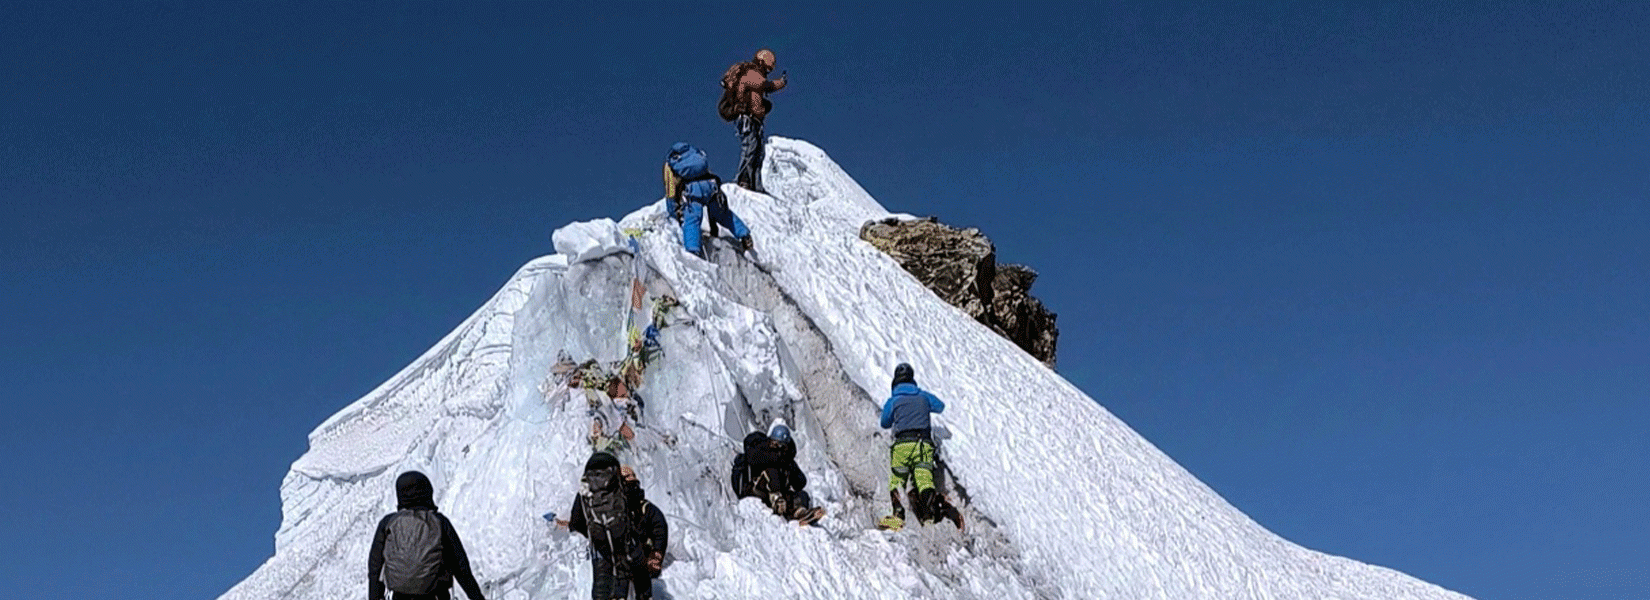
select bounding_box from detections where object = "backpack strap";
[722,61,756,90]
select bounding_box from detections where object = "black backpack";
[730,453,751,497]
[730,431,768,497]
[580,463,631,553]
[717,87,739,122]
[380,509,445,594]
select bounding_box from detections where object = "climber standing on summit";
[879,363,962,531]
[718,48,786,194]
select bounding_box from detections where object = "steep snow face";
[223,138,1471,600]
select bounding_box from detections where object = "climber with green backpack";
[368,471,487,600]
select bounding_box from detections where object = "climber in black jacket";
[566,463,669,600]
[368,471,487,600]
[731,423,824,523]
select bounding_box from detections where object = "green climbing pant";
[889,439,937,492]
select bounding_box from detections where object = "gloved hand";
[646,551,664,577]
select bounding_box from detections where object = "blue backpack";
[666,143,726,219]
[667,143,710,180]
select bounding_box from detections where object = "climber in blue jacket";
[662,142,752,257]
[879,362,961,529]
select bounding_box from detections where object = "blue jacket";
[881,383,945,434]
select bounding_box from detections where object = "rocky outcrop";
[859,217,1058,368]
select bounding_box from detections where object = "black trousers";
[591,547,654,600]
[735,114,766,193]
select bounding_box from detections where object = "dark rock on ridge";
[860,217,1058,368]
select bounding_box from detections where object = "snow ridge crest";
[223,137,1471,600]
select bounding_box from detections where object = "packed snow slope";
[223,138,1471,600]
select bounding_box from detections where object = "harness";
[671,174,731,247]
[890,434,937,480]
[671,173,726,218]
[894,429,932,442]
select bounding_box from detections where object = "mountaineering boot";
[931,489,964,531]
[916,489,939,525]
[884,491,910,530]
[739,236,754,253]
[943,503,965,531]
[878,488,906,529]
[908,489,935,525]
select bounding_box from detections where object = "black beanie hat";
[585,451,620,472]
[395,471,437,510]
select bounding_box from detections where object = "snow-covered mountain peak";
[224,137,1470,600]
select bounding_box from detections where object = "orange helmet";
[754,48,776,69]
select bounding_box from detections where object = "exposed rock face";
[860,217,1058,368]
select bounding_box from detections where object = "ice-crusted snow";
[223,138,1471,600]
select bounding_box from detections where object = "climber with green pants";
[878,362,962,530]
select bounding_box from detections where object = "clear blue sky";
[3,2,1645,599]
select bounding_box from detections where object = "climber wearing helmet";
[731,420,824,524]
[718,48,788,194]
[879,363,962,530]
